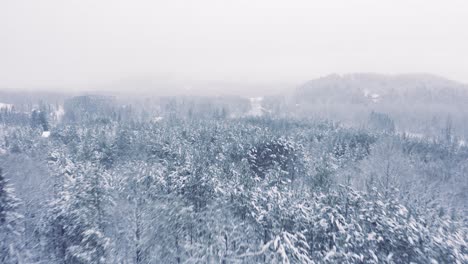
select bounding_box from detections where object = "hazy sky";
[1,0,468,90]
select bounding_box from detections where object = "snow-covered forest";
[0,83,467,263]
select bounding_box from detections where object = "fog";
[2,2,468,263]
[1,0,468,92]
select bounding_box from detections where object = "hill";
[290,73,468,139]
[295,73,468,105]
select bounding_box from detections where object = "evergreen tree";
[0,168,23,263]
[47,163,112,264]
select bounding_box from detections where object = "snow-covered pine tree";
[113,161,165,263]
[65,164,112,264]
[46,162,112,264]
[0,168,24,264]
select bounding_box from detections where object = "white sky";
[1,0,468,90]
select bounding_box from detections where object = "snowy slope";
[295,73,468,105]
[0,102,14,110]
[247,97,265,117]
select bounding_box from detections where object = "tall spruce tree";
[0,168,23,263]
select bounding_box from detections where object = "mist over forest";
[2,0,468,262]
[0,73,467,263]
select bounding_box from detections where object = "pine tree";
[0,168,23,264]
[66,164,111,264]
[47,163,112,264]
[114,161,165,263]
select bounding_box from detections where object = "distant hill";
[290,73,468,139]
[294,73,468,106]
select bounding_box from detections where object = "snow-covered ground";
[369,93,380,103]
[0,103,14,110]
[362,89,381,103]
[400,131,467,147]
[42,131,51,138]
[248,97,264,117]
[54,105,65,122]
[402,132,425,140]
[153,116,164,122]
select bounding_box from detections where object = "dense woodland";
[0,92,467,263]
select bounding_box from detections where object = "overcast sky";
[1,0,468,90]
